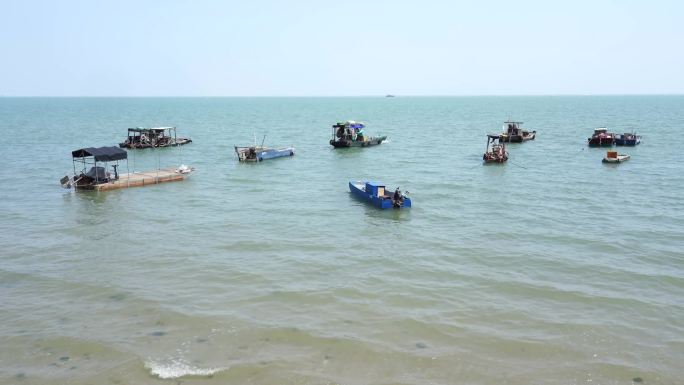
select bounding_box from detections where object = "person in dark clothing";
[393,187,403,207]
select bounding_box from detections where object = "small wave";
[145,358,226,379]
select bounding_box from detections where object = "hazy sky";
[1,0,682,96]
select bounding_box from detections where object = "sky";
[1,0,683,96]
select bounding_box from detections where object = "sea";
[0,96,682,385]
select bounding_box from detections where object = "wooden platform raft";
[94,168,188,191]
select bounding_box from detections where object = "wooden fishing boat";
[483,135,508,163]
[60,146,194,191]
[119,127,192,149]
[587,128,615,147]
[349,181,411,209]
[500,121,536,142]
[234,146,295,162]
[330,121,386,148]
[615,132,641,146]
[602,150,630,163]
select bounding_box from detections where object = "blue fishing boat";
[235,135,294,162]
[235,145,294,162]
[615,132,641,146]
[349,181,411,209]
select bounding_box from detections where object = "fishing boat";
[602,150,630,163]
[500,121,536,142]
[235,146,295,162]
[349,181,411,209]
[330,121,386,148]
[615,132,642,146]
[60,146,194,191]
[587,128,615,147]
[483,135,508,163]
[234,135,294,162]
[119,127,192,149]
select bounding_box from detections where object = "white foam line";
[145,358,227,379]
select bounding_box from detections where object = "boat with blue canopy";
[349,181,411,209]
[330,121,386,148]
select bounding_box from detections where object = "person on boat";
[393,187,404,207]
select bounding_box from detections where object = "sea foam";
[145,358,226,379]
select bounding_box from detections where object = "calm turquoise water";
[0,96,683,385]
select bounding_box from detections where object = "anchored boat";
[330,121,386,148]
[500,121,536,142]
[615,132,642,146]
[483,135,508,163]
[119,127,192,149]
[602,150,630,163]
[235,146,295,162]
[349,181,411,209]
[588,128,615,147]
[234,135,294,162]
[60,146,194,191]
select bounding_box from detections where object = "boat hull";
[349,181,411,209]
[501,131,536,143]
[237,147,295,162]
[119,138,192,149]
[588,137,615,147]
[331,136,386,148]
[603,155,630,163]
[615,136,641,146]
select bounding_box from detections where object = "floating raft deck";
[93,168,188,191]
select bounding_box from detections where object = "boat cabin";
[66,146,128,189]
[119,127,192,149]
[332,121,366,142]
[365,182,386,197]
[504,121,524,136]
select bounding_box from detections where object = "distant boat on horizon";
[385,94,395,97]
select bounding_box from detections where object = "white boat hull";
[603,155,630,163]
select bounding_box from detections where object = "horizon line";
[1,93,683,98]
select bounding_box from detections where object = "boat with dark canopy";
[61,146,193,191]
[62,146,128,189]
[119,127,192,149]
[483,135,508,163]
[330,121,386,148]
[349,181,411,209]
[500,121,536,142]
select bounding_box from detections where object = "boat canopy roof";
[127,127,174,133]
[72,146,127,161]
[334,121,365,129]
[365,181,384,187]
[487,134,502,139]
[504,121,523,124]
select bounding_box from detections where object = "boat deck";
[93,168,187,191]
